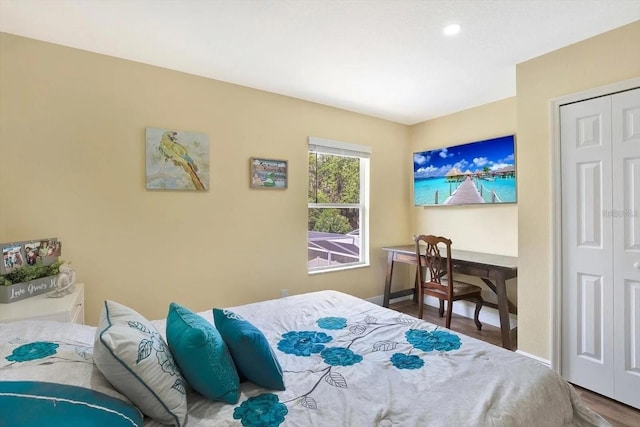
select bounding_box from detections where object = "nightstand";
[0,283,84,324]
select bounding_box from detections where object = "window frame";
[307,137,370,274]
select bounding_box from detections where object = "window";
[308,137,370,273]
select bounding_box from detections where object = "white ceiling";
[1,0,639,125]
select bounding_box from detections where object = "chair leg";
[417,286,424,319]
[445,300,453,329]
[438,300,445,317]
[473,297,483,330]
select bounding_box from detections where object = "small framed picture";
[250,158,288,189]
[1,243,25,274]
[24,241,42,266]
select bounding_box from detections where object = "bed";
[0,290,607,426]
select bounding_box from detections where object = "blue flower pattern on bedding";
[277,331,332,356]
[234,312,462,424]
[390,353,425,370]
[6,341,59,362]
[233,393,288,427]
[316,317,347,330]
[405,329,462,352]
[2,339,95,381]
[320,347,363,366]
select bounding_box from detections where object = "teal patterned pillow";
[166,302,240,404]
[213,308,285,390]
[0,381,143,427]
[94,300,188,426]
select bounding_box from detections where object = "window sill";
[308,263,370,275]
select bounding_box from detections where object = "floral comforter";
[152,291,606,427]
[0,290,607,426]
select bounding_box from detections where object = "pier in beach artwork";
[413,135,516,206]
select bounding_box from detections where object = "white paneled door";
[612,89,640,408]
[561,95,615,398]
[561,87,640,409]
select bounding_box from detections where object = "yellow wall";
[0,33,411,325]
[2,21,638,359]
[408,98,518,306]
[516,21,640,359]
[409,98,518,256]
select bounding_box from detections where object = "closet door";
[612,88,640,409]
[560,96,614,397]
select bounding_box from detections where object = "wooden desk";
[382,245,517,350]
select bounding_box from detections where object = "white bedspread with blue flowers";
[150,291,606,427]
[1,290,608,426]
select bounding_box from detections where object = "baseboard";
[367,294,409,306]
[368,294,517,329]
[515,350,551,368]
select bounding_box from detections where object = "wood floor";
[390,300,640,427]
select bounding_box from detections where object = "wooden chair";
[414,235,483,330]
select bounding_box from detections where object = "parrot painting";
[158,131,205,190]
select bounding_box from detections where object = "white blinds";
[308,137,371,158]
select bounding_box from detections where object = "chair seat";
[428,278,482,297]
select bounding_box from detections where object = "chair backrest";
[414,235,454,298]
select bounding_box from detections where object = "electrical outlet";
[280,289,288,298]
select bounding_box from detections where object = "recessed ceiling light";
[443,23,461,36]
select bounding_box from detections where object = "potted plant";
[0,260,63,303]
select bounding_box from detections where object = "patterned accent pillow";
[0,381,143,427]
[213,308,285,390]
[94,300,187,426]
[166,302,240,404]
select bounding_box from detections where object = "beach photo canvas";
[413,135,516,206]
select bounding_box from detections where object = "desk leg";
[383,252,394,308]
[494,271,512,350]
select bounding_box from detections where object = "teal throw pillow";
[213,308,285,391]
[0,381,143,427]
[166,302,240,404]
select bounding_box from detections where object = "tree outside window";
[308,139,369,272]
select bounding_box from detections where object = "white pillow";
[94,300,188,426]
